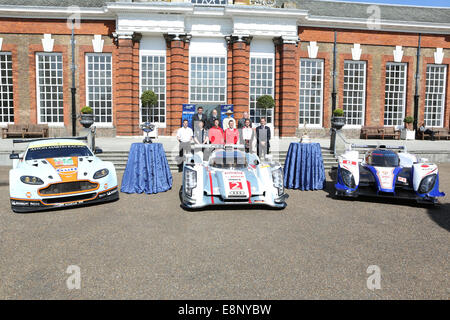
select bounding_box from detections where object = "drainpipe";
[413,33,421,132]
[331,30,337,113]
[70,19,77,137]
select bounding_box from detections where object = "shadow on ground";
[427,203,450,232]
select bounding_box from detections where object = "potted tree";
[331,108,346,130]
[140,90,158,137]
[256,95,275,122]
[80,106,94,128]
[401,115,415,140]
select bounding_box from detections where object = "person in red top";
[224,119,239,145]
[208,119,224,144]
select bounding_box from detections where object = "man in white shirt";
[239,118,255,153]
[177,119,193,171]
[222,110,234,130]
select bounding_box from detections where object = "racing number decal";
[229,182,243,190]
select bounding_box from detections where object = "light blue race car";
[180,144,288,209]
[335,144,445,205]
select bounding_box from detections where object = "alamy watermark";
[366,265,381,290]
[66,265,81,290]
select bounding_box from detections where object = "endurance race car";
[9,137,119,213]
[180,144,288,209]
[335,144,445,204]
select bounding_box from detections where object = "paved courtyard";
[0,165,449,299]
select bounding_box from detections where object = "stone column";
[273,36,299,137]
[114,31,141,136]
[165,33,190,135]
[226,35,251,121]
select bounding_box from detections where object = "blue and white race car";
[335,144,445,204]
[9,137,119,213]
[180,145,288,209]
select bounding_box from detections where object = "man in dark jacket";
[192,106,207,131]
[207,108,220,129]
[256,118,271,159]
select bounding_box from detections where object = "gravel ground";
[0,165,449,299]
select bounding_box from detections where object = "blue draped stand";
[120,143,173,194]
[283,142,326,190]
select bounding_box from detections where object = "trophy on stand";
[300,120,311,143]
[140,122,155,144]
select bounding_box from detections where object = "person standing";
[240,119,255,153]
[176,119,193,172]
[256,118,271,159]
[208,119,224,145]
[207,109,220,129]
[192,106,207,131]
[222,110,234,130]
[238,111,251,129]
[224,119,239,145]
[193,120,209,160]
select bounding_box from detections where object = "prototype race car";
[335,144,445,204]
[9,137,119,213]
[180,144,288,209]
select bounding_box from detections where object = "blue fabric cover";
[283,142,326,190]
[120,143,173,194]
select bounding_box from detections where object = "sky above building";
[330,0,450,7]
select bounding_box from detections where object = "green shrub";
[403,116,414,124]
[81,106,93,114]
[256,95,275,109]
[333,108,344,117]
[141,90,158,106]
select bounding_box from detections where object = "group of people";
[176,107,271,170]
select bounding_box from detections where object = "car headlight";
[272,168,284,196]
[418,174,437,194]
[184,168,197,197]
[20,175,44,185]
[93,168,109,179]
[340,168,356,188]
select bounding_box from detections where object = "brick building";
[0,0,448,137]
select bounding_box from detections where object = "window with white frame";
[343,61,366,126]
[141,55,166,124]
[189,38,227,105]
[424,64,447,127]
[299,59,324,126]
[249,56,274,124]
[86,53,113,124]
[36,52,64,124]
[190,56,226,103]
[384,62,407,127]
[0,52,13,124]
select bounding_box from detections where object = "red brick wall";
[165,39,189,136]
[0,18,114,36]
[231,41,250,121]
[115,38,140,136]
[299,27,450,49]
[278,42,299,136]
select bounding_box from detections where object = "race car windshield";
[210,151,247,169]
[25,145,92,160]
[368,151,399,167]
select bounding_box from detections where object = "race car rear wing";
[192,144,245,150]
[12,136,88,144]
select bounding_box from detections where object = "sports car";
[180,144,288,209]
[9,137,119,213]
[335,144,445,204]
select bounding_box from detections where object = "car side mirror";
[94,147,103,154]
[9,153,19,160]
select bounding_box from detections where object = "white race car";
[9,138,119,213]
[180,144,288,209]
